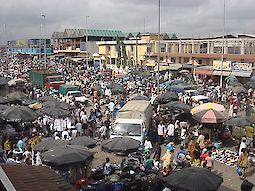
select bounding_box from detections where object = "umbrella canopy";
[161,167,223,191]
[0,97,8,104]
[1,105,39,122]
[5,91,28,102]
[37,96,58,103]
[7,78,26,86]
[37,107,71,118]
[70,136,97,148]
[179,70,190,74]
[102,137,140,154]
[42,101,75,110]
[161,101,192,111]
[192,109,226,124]
[153,92,178,106]
[224,116,255,127]
[191,103,225,115]
[230,86,246,94]
[226,75,237,83]
[0,104,8,112]
[0,77,8,86]
[34,139,68,151]
[129,93,148,101]
[41,145,93,166]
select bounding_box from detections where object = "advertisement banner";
[231,62,252,71]
[213,60,231,70]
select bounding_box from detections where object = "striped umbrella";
[192,109,226,124]
[191,103,225,115]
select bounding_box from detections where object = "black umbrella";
[41,145,93,166]
[161,167,223,191]
[230,86,246,94]
[153,92,178,106]
[37,96,58,103]
[102,137,140,154]
[0,97,8,104]
[0,104,8,112]
[37,107,71,118]
[0,77,8,86]
[2,105,39,122]
[129,93,148,101]
[70,136,97,148]
[224,116,255,127]
[161,101,192,111]
[42,101,75,110]
[5,91,28,102]
[34,138,68,151]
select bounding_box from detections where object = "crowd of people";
[0,55,255,190]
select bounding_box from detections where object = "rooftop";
[54,29,125,39]
[0,164,75,191]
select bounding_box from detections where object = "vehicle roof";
[60,84,78,88]
[191,95,209,101]
[119,100,151,112]
[115,118,143,124]
[46,75,63,78]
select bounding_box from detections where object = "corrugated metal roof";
[52,32,64,39]
[62,29,124,38]
[1,164,75,191]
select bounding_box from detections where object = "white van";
[111,100,153,142]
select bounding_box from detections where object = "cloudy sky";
[0,0,254,43]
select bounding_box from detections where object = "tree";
[116,36,121,68]
[121,41,127,68]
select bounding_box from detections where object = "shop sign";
[231,62,252,71]
[213,60,231,70]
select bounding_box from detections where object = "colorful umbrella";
[191,102,225,115]
[192,109,226,124]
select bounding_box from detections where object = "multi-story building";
[51,29,125,57]
[97,33,177,66]
[98,33,255,78]
[7,38,52,55]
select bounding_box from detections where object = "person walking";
[205,151,214,171]
[237,148,249,180]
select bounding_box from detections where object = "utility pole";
[85,16,90,68]
[39,24,42,61]
[157,0,161,94]
[220,0,226,89]
[41,14,46,68]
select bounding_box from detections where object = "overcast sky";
[0,0,254,43]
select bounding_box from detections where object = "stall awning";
[231,71,252,77]
[212,70,231,76]
[146,63,156,67]
[194,69,213,75]
[168,63,183,70]
[154,64,182,71]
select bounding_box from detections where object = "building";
[7,38,52,56]
[97,32,177,67]
[52,29,125,57]
[0,164,75,191]
[98,33,255,79]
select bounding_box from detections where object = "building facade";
[52,29,125,57]
[7,38,52,55]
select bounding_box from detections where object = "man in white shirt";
[239,137,247,156]
[166,121,175,143]
[158,121,165,145]
[108,100,115,118]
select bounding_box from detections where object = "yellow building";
[97,33,176,68]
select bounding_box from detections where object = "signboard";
[213,60,231,70]
[231,62,252,71]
